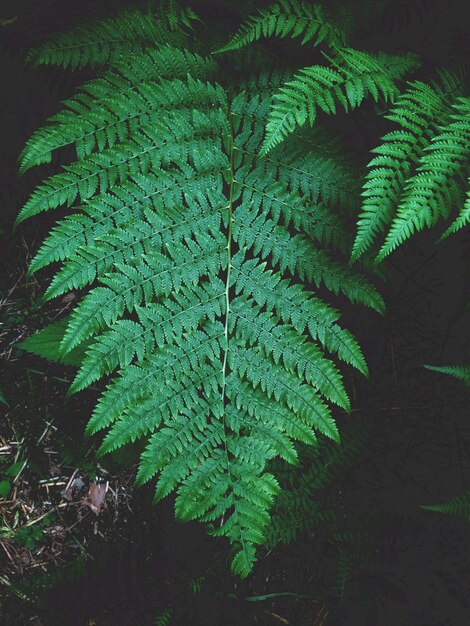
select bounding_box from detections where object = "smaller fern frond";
[421,492,470,522]
[155,608,173,626]
[352,69,467,260]
[439,178,470,238]
[424,364,470,386]
[261,48,418,154]
[376,96,470,260]
[216,1,346,54]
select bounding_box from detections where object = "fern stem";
[219,108,248,553]
[221,111,235,406]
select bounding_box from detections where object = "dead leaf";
[81,482,108,515]
[0,16,17,26]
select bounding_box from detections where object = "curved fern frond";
[18,9,382,577]
[216,1,346,53]
[376,96,470,260]
[352,69,468,260]
[261,48,418,154]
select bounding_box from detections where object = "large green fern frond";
[18,7,384,577]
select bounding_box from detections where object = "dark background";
[1,1,470,624]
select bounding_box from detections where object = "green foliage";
[0,461,26,500]
[0,480,11,498]
[421,492,470,522]
[353,72,470,261]
[25,7,197,70]
[260,48,418,154]
[216,1,347,53]
[424,364,470,386]
[14,524,45,550]
[1,513,54,550]
[155,608,173,626]
[376,97,470,259]
[17,319,89,366]
[17,3,385,577]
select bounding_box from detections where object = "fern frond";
[421,492,470,522]
[439,178,470,238]
[216,1,346,53]
[261,48,418,154]
[18,12,378,576]
[26,8,196,70]
[155,608,173,626]
[424,364,470,386]
[352,69,468,260]
[376,96,470,260]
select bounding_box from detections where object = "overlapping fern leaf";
[352,69,470,261]
[219,2,418,155]
[18,5,384,576]
[259,48,418,154]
